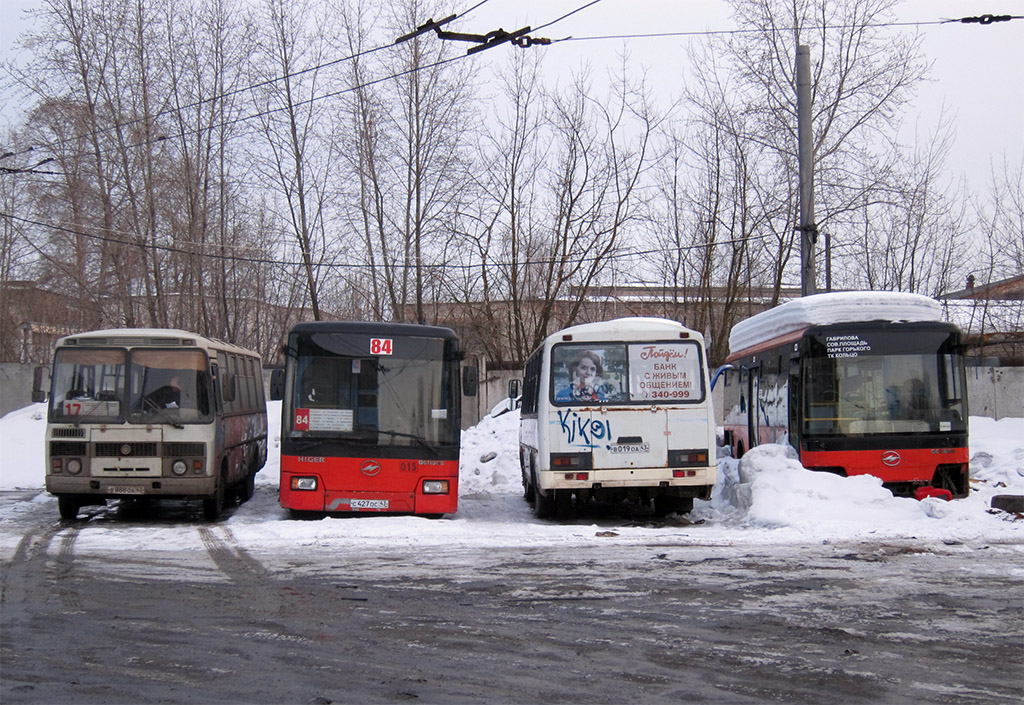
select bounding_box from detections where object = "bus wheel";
[203,470,226,521]
[533,479,555,519]
[238,467,256,503]
[524,460,536,504]
[58,495,80,521]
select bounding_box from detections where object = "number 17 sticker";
[370,338,393,355]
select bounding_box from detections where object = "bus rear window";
[551,341,705,404]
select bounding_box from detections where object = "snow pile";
[1,399,1022,544]
[458,406,523,496]
[0,402,47,490]
[728,291,943,354]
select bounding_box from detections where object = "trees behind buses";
[41,329,268,521]
[519,318,716,519]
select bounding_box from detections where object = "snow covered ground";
[1,401,1023,552]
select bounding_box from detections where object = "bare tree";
[250,0,340,321]
[707,0,929,296]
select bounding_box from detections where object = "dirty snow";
[1,401,1023,551]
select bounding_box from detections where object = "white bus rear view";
[518,318,716,518]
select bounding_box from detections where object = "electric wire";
[0,210,764,272]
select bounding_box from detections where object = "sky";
[1,0,1022,191]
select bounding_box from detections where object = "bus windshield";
[51,348,127,423]
[289,333,456,446]
[803,329,966,436]
[129,349,212,423]
[51,347,212,424]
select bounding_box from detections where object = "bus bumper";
[46,475,216,498]
[540,466,716,493]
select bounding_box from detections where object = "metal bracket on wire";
[396,16,551,54]
[943,14,1019,25]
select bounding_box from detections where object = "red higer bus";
[720,292,969,499]
[272,321,476,517]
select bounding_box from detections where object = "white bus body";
[519,318,716,518]
[43,329,267,520]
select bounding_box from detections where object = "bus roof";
[547,317,702,343]
[289,320,457,339]
[55,328,260,357]
[728,292,944,357]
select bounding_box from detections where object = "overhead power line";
[1,210,764,272]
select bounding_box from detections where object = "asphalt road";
[1,489,1022,704]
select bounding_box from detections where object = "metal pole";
[797,45,817,296]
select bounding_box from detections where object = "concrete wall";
[0,363,38,417]
[965,366,1024,420]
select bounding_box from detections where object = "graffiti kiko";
[557,410,612,448]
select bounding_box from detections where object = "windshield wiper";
[137,396,185,429]
[376,430,440,457]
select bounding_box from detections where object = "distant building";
[939,274,1024,366]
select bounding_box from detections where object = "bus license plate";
[609,443,650,454]
[109,486,145,495]
[351,499,388,510]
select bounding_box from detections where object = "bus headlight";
[66,458,83,475]
[291,476,318,491]
[172,460,188,476]
[422,480,449,495]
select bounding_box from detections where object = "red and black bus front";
[797,321,969,498]
[278,322,462,515]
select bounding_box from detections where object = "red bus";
[720,292,969,499]
[272,321,475,517]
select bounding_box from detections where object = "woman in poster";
[555,350,607,402]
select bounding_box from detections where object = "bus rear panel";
[520,318,717,518]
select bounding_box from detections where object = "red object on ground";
[915,486,953,501]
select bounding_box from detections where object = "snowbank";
[2,401,1022,545]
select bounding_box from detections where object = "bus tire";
[203,469,226,521]
[533,478,555,519]
[238,466,256,503]
[524,457,536,504]
[58,495,80,521]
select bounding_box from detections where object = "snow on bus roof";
[728,291,944,355]
[553,317,698,340]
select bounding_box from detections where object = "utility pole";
[796,45,817,296]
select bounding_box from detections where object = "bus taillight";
[668,449,709,467]
[551,453,592,470]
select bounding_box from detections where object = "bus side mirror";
[508,378,520,400]
[31,365,49,403]
[270,368,285,401]
[462,365,479,397]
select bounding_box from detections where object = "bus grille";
[51,442,87,456]
[95,442,159,457]
[51,428,86,439]
[164,442,205,457]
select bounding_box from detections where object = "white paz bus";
[40,329,268,520]
[518,317,716,518]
